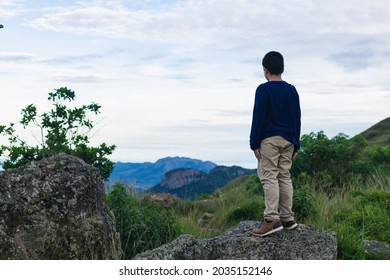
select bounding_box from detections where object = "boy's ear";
[263,67,270,80]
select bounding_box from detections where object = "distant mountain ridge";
[158,168,207,190]
[149,165,256,199]
[108,156,216,189]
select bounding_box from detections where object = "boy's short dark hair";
[262,51,284,75]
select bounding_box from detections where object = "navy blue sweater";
[249,81,301,152]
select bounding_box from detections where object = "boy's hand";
[254,149,261,161]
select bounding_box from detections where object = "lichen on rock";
[0,153,121,259]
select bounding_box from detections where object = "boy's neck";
[266,75,283,82]
[263,68,283,81]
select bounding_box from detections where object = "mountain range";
[107,117,390,197]
[108,156,216,190]
[148,165,255,199]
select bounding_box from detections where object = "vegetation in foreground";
[106,182,181,259]
[106,130,390,260]
[176,168,390,260]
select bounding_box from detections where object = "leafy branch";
[0,87,116,180]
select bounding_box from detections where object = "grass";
[173,175,264,238]
[171,168,390,260]
[360,117,390,146]
[106,183,181,259]
[105,166,390,260]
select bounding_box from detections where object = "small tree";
[0,87,116,180]
[292,131,368,191]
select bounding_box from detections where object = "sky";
[1,0,390,169]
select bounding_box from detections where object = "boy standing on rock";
[249,51,301,237]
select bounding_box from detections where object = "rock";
[201,212,214,219]
[197,219,207,227]
[133,220,337,260]
[363,240,390,259]
[144,193,181,208]
[0,153,121,260]
[196,198,222,207]
[197,212,215,228]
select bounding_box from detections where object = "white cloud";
[0,0,24,17]
[0,0,19,7]
[26,1,262,48]
[0,51,35,62]
[56,74,113,84]
[26,1,390,47]
[2,0,390,167]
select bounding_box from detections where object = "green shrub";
[326,188,390,259]
[359,189,390,211]
[244,174,263,196]
[106,182,181,259]
[370,146,390,165]
[226,199,264,223]
[293,185,317,221]
[351,190,390,243]
[292,132,369,192]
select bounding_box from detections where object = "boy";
[249,51,301,237]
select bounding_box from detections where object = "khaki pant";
[257,136,295,221]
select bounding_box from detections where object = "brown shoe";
[281,220,298,230]
[252,219,283,237]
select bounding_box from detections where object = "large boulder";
[0,153,120,259]
[134,220,337,260]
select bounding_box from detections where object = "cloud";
[326,38,388,71]
[23,1,299,49]
[56,74,111,84]
[24,0,390,65]
[140,54,167,62]
[0,50,107,73]
[165,74,192,80]
[0,0,24,17]
[0,51,34,62]
[151,121,248,134]
[168,58,202,68]
[3,0,390,168]
[328,50,374,71]
[42,53,104,65]
[0,48,128,73]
